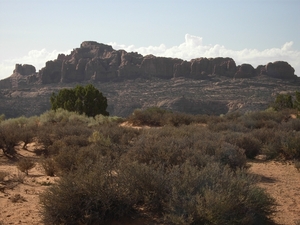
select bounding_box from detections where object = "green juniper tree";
[273,93,293,111]
[50,84,109,117]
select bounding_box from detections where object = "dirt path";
[249,160,300,225]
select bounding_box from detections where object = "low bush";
[216,142,246,169]
[281,131,300,159]
[280,118,300,131]
[40,157,137,225]
[40,158,57,176]
[128,107,170,126]
[0,119,24,157]
[17,158,35,175]
[208,120,249,132]
[224,132,262,159]
[164,163,275,225]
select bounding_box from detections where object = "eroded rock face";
[187,57,236,79]
[40,60,63,84]
[266,61,296,79]
[235,64,256,78]
[14,64,36,75]
[0,41,297,88]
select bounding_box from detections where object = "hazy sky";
[0,0,299,79]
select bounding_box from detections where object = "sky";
[0,0,299,80]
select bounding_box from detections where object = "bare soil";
[249,160,300,225]
[0,145,300,224]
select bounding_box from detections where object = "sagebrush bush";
[17,158,35,175]
[39,120,276,225]
[164,163,275,225]
[250,128,282,159]
[93,122,141,146]
[0,119,24,157]
[216,142,247,169]
[128,107,169,126]
[280,118,300,131]
[53,146,80,173]
[40,157,137,225]
[40,158,57,176]
[224,132,262,159]
[208,120,249,132]
[281,131,300,159]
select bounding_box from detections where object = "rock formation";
[0,41,297,89]
[234,64,256,78]
[265,61,295,79]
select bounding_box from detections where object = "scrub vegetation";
[1,93,300,224]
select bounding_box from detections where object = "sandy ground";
[1,144,300,225]
[0,144,58,225]
[249,159,300,225]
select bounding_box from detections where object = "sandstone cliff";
[0,41,297,89]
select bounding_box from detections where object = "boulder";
[234,64,256,78]
[210,57,236,77]
[256,65,267,76]
[266,61,295,79]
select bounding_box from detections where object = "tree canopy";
[50,84,109,117]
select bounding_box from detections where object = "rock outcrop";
[0,41,297,89]
[235,64,256,78]
[14,64,36,75]
[265,61,296,79]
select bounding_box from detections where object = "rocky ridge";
[0,41,297,89]
[0,41,299,119]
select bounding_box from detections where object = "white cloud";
[1,34,299,80]
[0,49,71,80]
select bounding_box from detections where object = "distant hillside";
[0,41,299,118]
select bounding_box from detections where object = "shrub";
[12,116,39,149]
[272,93,293,111]
[224,132,261,159]
[128,107,170,126]
[94,122,141,147]
[53,146,80,173]
[281,131,300,159]
[40,158,57,176]
[121,161,170,212]
[164,163,275,225]
[50,84,109,117]
[280,118,300,131]
[208,121,249,132]
[40,158,137,225]
[250,128,283,159]
[240,110,286,129]
[216,142,246,169]
[0,114,5,122]
[17,158,35,175]
[37,118,92,155]
[10,194,26,203]
[0,119,23,157]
